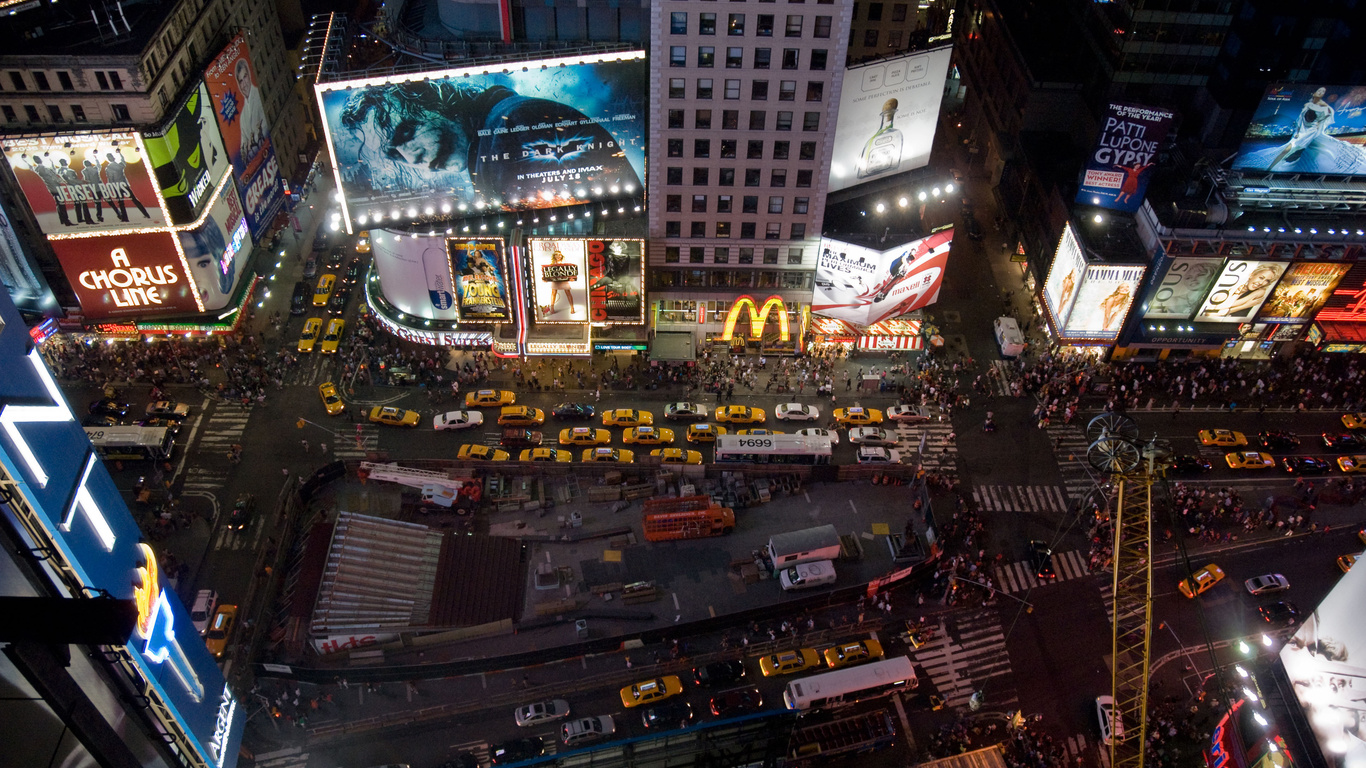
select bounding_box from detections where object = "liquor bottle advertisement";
[827,47,953,194]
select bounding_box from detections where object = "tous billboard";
[50,232,199,319]
[2,131,166,235]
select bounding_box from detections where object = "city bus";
[782,656,916,711]
[83,426,175,461]
[714,434,833,465]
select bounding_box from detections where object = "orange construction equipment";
[642,495,736,542]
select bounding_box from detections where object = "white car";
[561,715,615,746]
[664,402,708,421]
[1244,574,1290,595]
[795,428,840,445]
[434,411,485,431]
[886,404,932,423]
[515,699,571,727]
[775,403,820,422]
[1096,695,1123,746]
[145,400,191,418]
[857,447,902,464]
[848,427,897,446]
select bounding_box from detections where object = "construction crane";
[1085,413,1174,768]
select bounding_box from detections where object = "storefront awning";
[810,316,859,341]
[858,335,923,351]
[649,332,695,361]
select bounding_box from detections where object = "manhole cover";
[941,310,961,323]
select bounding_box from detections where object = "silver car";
[514,698,570,727]
[434,411,485,431]
[561,715,615,746]
[1244,574,1289,595]
[848,427,897,446]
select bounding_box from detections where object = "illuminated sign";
[448,238,511,322]
[1195,260,1290,323]
[204,34,285,237]
[1312,262,1366,323]
[1259,262,1350,322]
[132,542,204,700]
[143,84,231,225]
[315,51,646,232]
[1233,83,1366,176]
[587,239,644,324]
[366,289,494,347]
[1062,264,1146,340]
[1075,102,1175,213]
[51,233,201,320]
[176,180,250,312]
[371,230,460,321]
[721,295,789,341]
[1143,258,1223,320]
[1043,224,1088,331]
[528,238,589,324]
[813,228,954,326]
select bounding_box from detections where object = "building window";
[764,245,780,261]
[771,141,789,160]
[693,194,708,212]
[785,15,803,36]
[691,222,707,238]
[667,221,682,237]
[667,167,684,184]
[671,12,687,33]
[768,196,784,213]
[720,168,736,185]
[697,78,713,99]
[668,138,684,157]
[793,196,809,213]
[741,223,757,238]
[728,13,745,34]
[757,14,773,35]
[800,141,816,160]
[714,247,730,263]
[720,139,737,159]
[95,71,122,90]
[70,104,86,122]
[7,72,26,91]
[771,169,787,187]
[864,29,878,46]
[745,169,761,186]
[46,104,61,122]
[716,221,732,238]
[724,79,741,99]
[754,48,771,68]
[690,245,706,260]
[665,246,681,263]
[765,224,781,240]
[782,48,799,68]
[787,247,804,264]
[888,31,903,47]
[669,79,686,98]
[698,46,715,67]
[693,167,710,185]
[684,270,707,287]
[747,140,764,159]
[668,109,685,128]
[893,3,907,20]
[782,272,808,290]
[23,104,39,122]
[670,46,686,67]
[814,15,831,37]
[751,80,769,100]
[810,49,828,69]
[718,194,733,212]
[739,247,755,264]
[790,223,806,239]
[56,71,73,90]
[33,72,50,91]
[779,80,796,101]
[722,109,739,129]
[696,109,712,129]
[749,110,766,130]
[695,139,711,158]
[803,111,820,131]
[699,12,716,33]
[0,105,14,122]
[796,169,813,187]
[806,82,823,101]
[867,2,883,20]
[742,195,759,213]
[776,111,792,130]
[667,195,683,212]
[727,47,744,67]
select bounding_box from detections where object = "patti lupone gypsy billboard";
[447,238,511,322]
[1232,83,1366,176]
[204,34,285,238]
[1258,262,1351,323]
[812,227,954,326]
[371,230,460,321]
[586,239,643,324]
[2,131,167,235]
[315,51,646,230]
[1075,102,1175,213]
[528,238,589,324]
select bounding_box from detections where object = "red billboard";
[51,233,199,320]
[1312,262,1366,323]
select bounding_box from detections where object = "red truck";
[642,495,736,542]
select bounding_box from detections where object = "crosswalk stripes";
[988,360,1016,397]
[971,484,1070,514]
[993,550,1092,593]
[892,421,958,477]
[909,607,1017,709]
[1065,734,1109,768]
[333,424,379,458]
[193,402,252,464]
[1046,422,1100,504]
[253,747,310,768]
[182,466,229,492]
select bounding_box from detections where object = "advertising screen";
[1313,263,1366,324]
[1075,102,1175,213]
[587,238,643,324]
[0,203,54,311]
[1143,257,1223,320]
[51,232,199,319]
[316,52,647,228]
[528,238,589,323]
[204,34,284,237]
[827,47,952,193]
[1195,260,1290,323]
[1043,224,1088,331]
[1062,265,1145,339]
[812,227,955,326]
[448,238,511,322]
[1258,263,1351,323]
[371,230,460,321]
[143,84,230,225]
[176,179,250,312]
[2,131,167,235]
[1232,83,1366,176]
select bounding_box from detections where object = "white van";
[1096,695,1123,745]
[994,316,1026,358]
[190,589,218,636]
[779,560,836,591]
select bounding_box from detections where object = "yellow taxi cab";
[833,407,884,426]
[624,426,674,445]
[603,409,654,427]
[583,447,634,463]
[619,676,683,708]
[458,444,510,461]
[737,428,785,436]
[1339,553,1358,573]
[559,427,611,446]
[715,405,766,424]
[466,389,516,408]
[368,406,420,427]
[297,317,323,352]
[652,448,703,465]
[1178,563,1225,598]
[312,274,336,306]
[1225,451,1275,470]
[320,318,345,354]
[823,639,885,670]
[1343,413,1366,430]
[1339,455,1366,473]
[318,382,345,415]
[1199,429,1247,447]
[757,648,822,677]
[520,448,572,462]
[204,604,238,658]
[687,423,728,443]
[355,230,371,253]
[498,406,545,426]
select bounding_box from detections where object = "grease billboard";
[1232,83,1366,176]
[204,34,285,237]
[316,52,647,229]
[143,84,230,226]
[1258,263,1351,323]
[371,230,459,321]
[1062,265,1145,340]
[2,132,166,235]
[587,239,643,324]
[176,180,250,312]
[50,232,200,320]
[1042,224,1088,331]
[1195,260,1289,323]
[528,238,589,323]
[448,238,511,322]
[1075,102,1175,213]
[1143,258,1222,320]
[827,47,952,193]
[812,227,954,326]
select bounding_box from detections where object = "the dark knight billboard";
[1232,83,1366,175]
[315,52,646,230]
[1075,102,1175,213]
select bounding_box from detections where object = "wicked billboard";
[143,83,230,226]
[2,131,166,235]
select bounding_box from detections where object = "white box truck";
[768,525,842,567]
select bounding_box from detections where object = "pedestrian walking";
[300,439,309,453]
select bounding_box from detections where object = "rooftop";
[0,0,171,57]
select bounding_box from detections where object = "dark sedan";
[1258,430,1302,451]
[343,257,364,283]
[552,403,595,420]
[227,494,256,531]
[1168,455,1212,474]
[327,288,350,315]
[709,686,764,717]
[1258,602,1299,626]
[641,700,694,729]
[83,413,120,428]
[1029,540,1055,580]
[1281,456,1333,475]
[490,738,544,765]
[693,660,746,688]
[1323,432,1366,451]
[88,399,130,418]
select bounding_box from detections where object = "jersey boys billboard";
[1232,83,1366,176]
[827,47,952,194]
[812,227,954,326]
[448,238,511,322]
[144,84,230,226]
[1075,102,1175,213]
[315,52,647,230]
[2,132,166,235]
[587,239,643,324]
[204,34,285,238]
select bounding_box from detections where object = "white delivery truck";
[780,560,837,591]
[994,316,1026,358]
[768,525,842,567]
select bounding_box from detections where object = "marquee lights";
[720,295,790,341]
[132,542,205,702]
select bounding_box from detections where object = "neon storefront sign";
[720,295,790,341]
